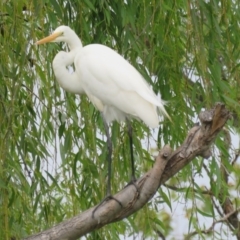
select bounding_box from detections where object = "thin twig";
[164,183,213,195]
[185,207,240,239]
[153,227,166,240]
[232,149,240,166]
[21,83,59,123]
[211,195,224,218]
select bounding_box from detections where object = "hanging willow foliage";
[0,0,240,239]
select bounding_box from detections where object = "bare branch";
[24,146,171,240]
[24,103,230,240]
[161,103,230,183]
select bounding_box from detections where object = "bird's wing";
[75,44,170,126]
[75,44,162,107]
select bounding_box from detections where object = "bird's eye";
[61,32,64,36]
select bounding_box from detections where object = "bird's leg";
[92,114,122,218]
[124,119,140,194]
[126,119,136,182]
[102,114,113,196]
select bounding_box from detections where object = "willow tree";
[1,0,240,239]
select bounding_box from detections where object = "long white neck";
[66,35,82,50]
[52,48,84,94]
[65,28,83,50]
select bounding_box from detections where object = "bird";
[36,25,170,214]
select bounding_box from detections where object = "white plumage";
[37,25,170,127]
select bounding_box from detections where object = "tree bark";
[24,103,231,240]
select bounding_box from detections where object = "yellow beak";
[36,32,62,45]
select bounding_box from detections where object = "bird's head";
[36,25,74,45]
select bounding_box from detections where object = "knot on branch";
[160,145,172,159]
[200,148,212,159]
[199,103,230,136]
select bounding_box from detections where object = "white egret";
[36,25,170,213]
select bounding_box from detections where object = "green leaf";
[159,188,172,211]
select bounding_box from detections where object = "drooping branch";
[24,103,230,240]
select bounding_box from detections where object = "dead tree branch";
[24,103,231,240]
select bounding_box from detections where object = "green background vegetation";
[0,0,240,239]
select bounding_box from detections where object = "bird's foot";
[92,195,123,218]
[124,176,140,194]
